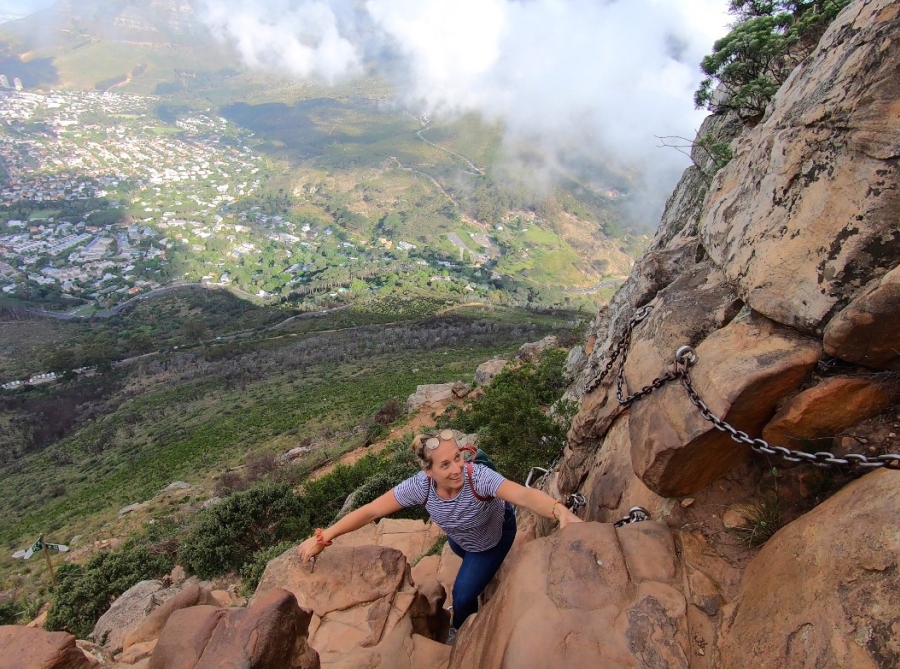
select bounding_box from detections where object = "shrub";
[46,542,173,639]
[438,348,573,484]
[178,482,304,579]
[695,0,852,122]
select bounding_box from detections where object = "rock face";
[405,384,457,414]
[717,469,900,668]
[762,376,895,448]
[449,522,690,669]
[699,1,900,336]
[823,263,900,370]
[90,580,165,651]
[255,544,449,668]
[0,626,96,669]
[148,588,319,669]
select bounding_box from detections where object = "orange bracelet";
[551,501,562,520]
[315,528,333,547]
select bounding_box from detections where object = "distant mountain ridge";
[9,0,210,46]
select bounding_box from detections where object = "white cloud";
[197,0,732,223]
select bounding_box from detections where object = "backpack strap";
[466,461,494,502]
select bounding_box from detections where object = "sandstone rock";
[148,589,319,669]
[255,544,445,667]
[405,384,456,414]
[571,415,677,525]
[717,469,900,668]
[762,376,894,448]
[824,264,900,370]
[516,336,558,362]
[278,446,312,464]
[629,311,821,496]
[118,640,156,665]
[450,381,469,398]
[90,580,165,651]
[331,519,444,565]
[118,502,148,517]
[0,626,95,669]
[123,582,218,652]
[448,522,690,669]
[700,0,900,335]
[474,359,506,386]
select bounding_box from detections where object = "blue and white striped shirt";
[393,464,507,552]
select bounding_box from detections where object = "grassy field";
[0,300,576,583]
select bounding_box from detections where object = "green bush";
[438,349,574,484]
[46,542,174,639]
[695,0,851,121]
[178,482,304,579]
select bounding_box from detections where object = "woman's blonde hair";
[411,434,432,469]
[411,429,462,470]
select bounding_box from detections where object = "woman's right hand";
[298,536,325,563]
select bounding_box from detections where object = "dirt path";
[308,397,460,481]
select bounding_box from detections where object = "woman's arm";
[496,480,582,528]
[298,490,404,562]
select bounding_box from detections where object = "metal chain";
[675,346,900,470]
[583,305,653,394]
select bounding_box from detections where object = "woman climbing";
[298,429,582,643]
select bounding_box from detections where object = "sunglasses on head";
[425,429,457,450]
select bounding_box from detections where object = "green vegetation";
[437,348,575,485]
[46,541,174,639]
[695,0,851,122]
[179,482,303,579]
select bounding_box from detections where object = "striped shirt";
[393,464,508,552]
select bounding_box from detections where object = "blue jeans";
[447,502,517,630]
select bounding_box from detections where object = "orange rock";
[0,626,95,669]
[630,312,821,497]
[148,590,319,669]
[255,544,447,666]
[824,264,900,370]
[717,469,900,668]
[123,583,218,651]
[448,522,690,669]
[762,376,893,448]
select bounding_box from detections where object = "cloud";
[197,0,731,224]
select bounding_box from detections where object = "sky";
[195,0,733,222]
[0,0,54,17]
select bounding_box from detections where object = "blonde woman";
[299,429,581,643]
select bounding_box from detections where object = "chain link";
[675,346,900,471]
[583,305,653,394]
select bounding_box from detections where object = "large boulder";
[448,521,690,669]
[717,469,900,668]
[629,310,821,496]
[0,627,96,669]
[516,336,558,362]
[148,588,319,669]
[90,580,165,652]
[823,263,900,370]
[761,376,895,448]
[700,0,900,336]
[331,519,444,569]
[255,544,448,668]
[405,384,456,414]
[123,582,219,652]
[474,359,507,386]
